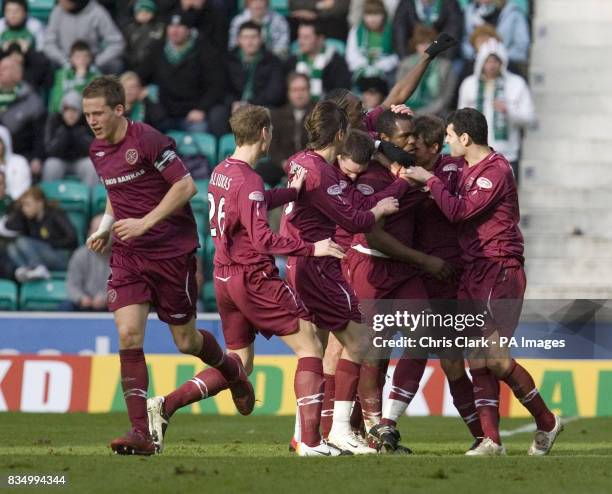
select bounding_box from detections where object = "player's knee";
[487,358,511,377]
[441,359,466,381]
[174,335,199,355]
[117,324,144,349]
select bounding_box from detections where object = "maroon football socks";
[448,373,484,438]
[197,329,240,383]
[501,359,556,432]
[295,357,324,447]
[163,367,228,417]
[380,358,426,427]
[119,348,149,435]
[358,361,384,430]
[471,367,501,444]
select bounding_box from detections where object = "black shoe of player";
[370,424,412,454]
[425,32,457,59]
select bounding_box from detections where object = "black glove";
[425,32,457,59]
[376,140,415,167]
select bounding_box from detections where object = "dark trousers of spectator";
[7,237,69,271]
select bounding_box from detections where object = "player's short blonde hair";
[229,105,271,146]
[83,75,125,108]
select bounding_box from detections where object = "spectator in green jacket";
[48,40,100,114]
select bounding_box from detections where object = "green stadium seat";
[40,180,89,213]
[192,179,210,237]
[167,131,217,164]
[19,280,67,311]
[39,180,90,244]
[0,279,18,310]
[202,280,217,312]
[91,183,107,217]
[27,0,55,22]
[218,133,236,162]
[191,132,217,164]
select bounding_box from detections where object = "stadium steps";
[519,0,612,299]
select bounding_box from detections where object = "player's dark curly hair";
[305,100,349,150]
[376,109,413,140]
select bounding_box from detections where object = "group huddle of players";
[81,33,562,458]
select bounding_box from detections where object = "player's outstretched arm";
[365,222,455,281]
[382,33,457,108]
[87,198,114,253]
[407,167,505,223]
[113,176,197,241]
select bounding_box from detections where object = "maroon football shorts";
[214,262,311,350]
[107,249,197,325]
[458,257,526,337]
[345,248,427,301]
[286,256,361,332]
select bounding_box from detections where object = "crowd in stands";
[0,0,536,311]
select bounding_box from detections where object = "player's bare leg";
[326,321,378,454]
[147,318,254,452]
[110,303,156,455]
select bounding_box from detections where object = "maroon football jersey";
[280,150,378,243]
[89,121,198,259]
[426,151,524,264]
[351,161,426,250]
[209,158,313,268]
[414,155,462,263]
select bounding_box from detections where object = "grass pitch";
[1,413,611,494]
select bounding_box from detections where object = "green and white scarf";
[164,32,196,65]
[477,78,508,141]
[354,20,394,79]
[0,85,19,113]
[128,100,146,122]
[414,0,442,26]
[296,45,335,101]
[240,49,263,102]
[405,55,440,110]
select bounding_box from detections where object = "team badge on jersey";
[248,191,265,201]
[476,177,493,189]
[327,184,342,196]
[356,183,375,195]
[125,148,139,165]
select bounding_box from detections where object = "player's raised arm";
[382,33,457,108]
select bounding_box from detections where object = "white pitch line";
[500,416,580,437]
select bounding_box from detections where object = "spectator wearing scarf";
[226,21,285,111]
[228,0,290,59]
[396,24,455,116]
[286,20,351,101]
[392,0,463,59]
[458,38,534,172]
[462,0,530,76]
[346,0,398,82]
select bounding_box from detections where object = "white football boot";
[147,396,169,453]
[297,441,348,457]
[465,437,506,456]
[328,430,378,455]
[528,415,563,456]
